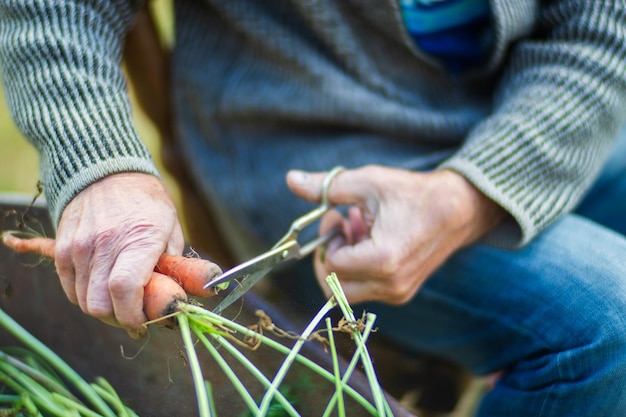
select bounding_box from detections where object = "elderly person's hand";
[287,165,505,305]
[54,172,185,337]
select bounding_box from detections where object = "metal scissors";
[204,166,345,314]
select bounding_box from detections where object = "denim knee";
[477,225,626,416]
[479,303,626,416]
[355,214,626,416]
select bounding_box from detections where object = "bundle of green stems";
[0,273,392,417]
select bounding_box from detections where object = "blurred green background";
[0,89,39,194]
[0,1,180,203]
[0,84,173,196]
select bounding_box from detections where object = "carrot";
[1,232,55,259]
[143,271,187,324]
[1,231,220,322]
[155,253,222,298]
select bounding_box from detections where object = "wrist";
[438,169,506,245]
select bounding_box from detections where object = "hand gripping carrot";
[1,231,223,321]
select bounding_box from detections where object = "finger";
[318,209,345,237]
[127,328,148,340]
[347,206,371,243]
[71,237,102,314]
[100,316,141,338]
[98,316,122,328]
[320,207,371,246]
[286,166,377,206]
[313,254,333,299]
[84,254,116,320]
[54,233,79,305]
[108,249,156,330]
[333,277,387,305]
[317,210,349,266]
[332,271,419,306]
[165,219,185,256]
[316,210,383,279]
[328,238,390,280]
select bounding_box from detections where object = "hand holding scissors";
[204,166,345,313]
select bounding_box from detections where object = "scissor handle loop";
[320,165,345,209]
[273,166,345,249]
[204,166,346,292]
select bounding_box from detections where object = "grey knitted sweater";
[1,0,626,248]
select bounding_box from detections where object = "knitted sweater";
[1,0,626,248]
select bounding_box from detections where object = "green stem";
[325,274,390,416]
[0,394,20,403]
[51,393,101,417]
[178,313,212,417]
[353,313,389,416]
[0,350,76,400]
[205,381,218,417]
[326,317,345,417]
[179,303,377,415]
[0,308,116,417]
[91,379,137,417]
[21,393,44,416]
[192,318,300,417]
[0,363,73,416]
[322,312,377,417]
[192,327,260,415]
[258,299,336,415]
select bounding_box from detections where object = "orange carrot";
[1,231,220,322]
[155,253,222,298]
[1,232,55,259]
[143,271,187,323]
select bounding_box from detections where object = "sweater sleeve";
[440,1,626,248]
[0,0,160,227]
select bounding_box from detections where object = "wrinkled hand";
[55,172,185,337]
[287,165,505,305]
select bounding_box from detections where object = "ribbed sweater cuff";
[441,157,528,249]
[47,158,160,229]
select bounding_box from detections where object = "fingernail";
[289,170,309,186]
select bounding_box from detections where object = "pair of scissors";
[204,166,345,314]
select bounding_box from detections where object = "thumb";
[286,166,375,206]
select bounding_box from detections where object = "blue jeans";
[374,221,626,416]
[373,137,626,416]
[185,117,626,414]
[372,138,626,416]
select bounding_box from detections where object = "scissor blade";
[212,266,273,314]
[204,241,299,289]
